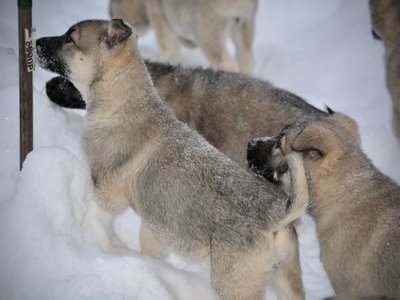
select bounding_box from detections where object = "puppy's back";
[146,61,327,166]
[135,117,289,254]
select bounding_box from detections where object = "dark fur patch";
[46,76,86,109]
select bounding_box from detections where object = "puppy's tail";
[279,152,309,227]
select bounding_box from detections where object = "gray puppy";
[36,19,310,300]
[110,0,258,73]
[370,0,400,141]
[247,112,400,299]
[46,61,327,169]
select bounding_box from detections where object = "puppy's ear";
[107,19,133,47]
[292,124,343,176]
[330,112,361,144]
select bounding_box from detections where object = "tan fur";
[370,0,400,140]
[140,223,163,257]
[277,153,309,227]
[248,113,400,298]
[36,19,309,299]
[109,0,258,73]
[109,0,149,36]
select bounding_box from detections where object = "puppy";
[45,62,327,169]
[247,111,400,299]
[369,0,400,141]
[110,0,258,73]
[36,19,310,299]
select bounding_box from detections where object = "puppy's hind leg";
[140,223,163,257]
[210,240,268,300]
[270,262,304,300]
[270,229,305,300]
[231,17,255,74]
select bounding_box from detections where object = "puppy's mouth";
[36,38,69,77]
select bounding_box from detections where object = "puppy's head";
[247,135,288,184]
[36,19,136,97]
[248,110,360,185]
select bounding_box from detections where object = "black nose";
[247,138,260,162]
[247,138,266,169]
[247,139,257,150]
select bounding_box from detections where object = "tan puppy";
[247,111,400,299]
[45,62,327,169]
[370,0,400,141]
[36,19,310,300]
[110,0,258,73]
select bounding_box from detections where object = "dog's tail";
[279,152,309,227]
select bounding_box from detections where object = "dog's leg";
[270,229,305,300]
[231,18,255,73]
[140,223,163,257]
[75,192,116,252]
[196,18,238,72]
[210,240,268,300]
[145,0,179,62]
[270,260,304,300]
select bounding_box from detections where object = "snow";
[1,0,399,299]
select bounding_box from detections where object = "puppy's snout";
[247,137,272,151]
[247,136,274,170]
[36,37,51,57]
[247,138,264,164]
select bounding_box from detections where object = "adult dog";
[370,0,400,141]
[109,0,258,72]
[36,19,310,299]
[247,112,400,299]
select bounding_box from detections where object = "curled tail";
[278,152,309,227]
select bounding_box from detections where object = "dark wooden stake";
[18,0,33,170]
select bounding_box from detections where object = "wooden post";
[18,0,33,170]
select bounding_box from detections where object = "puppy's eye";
[65,35,73,44]
[65,28,75,44]
[305,149,323,159]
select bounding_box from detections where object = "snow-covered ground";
[1,0,399,299]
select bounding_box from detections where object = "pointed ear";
[107,19,133,47]
[292,124,343,175]
[331,112,360,144]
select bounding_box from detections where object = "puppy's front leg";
[90,176,131,253]
[78,192,116,251]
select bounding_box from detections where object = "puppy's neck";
[83,44,175,155]
[88,47,161,116]
[309,153,396,221]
